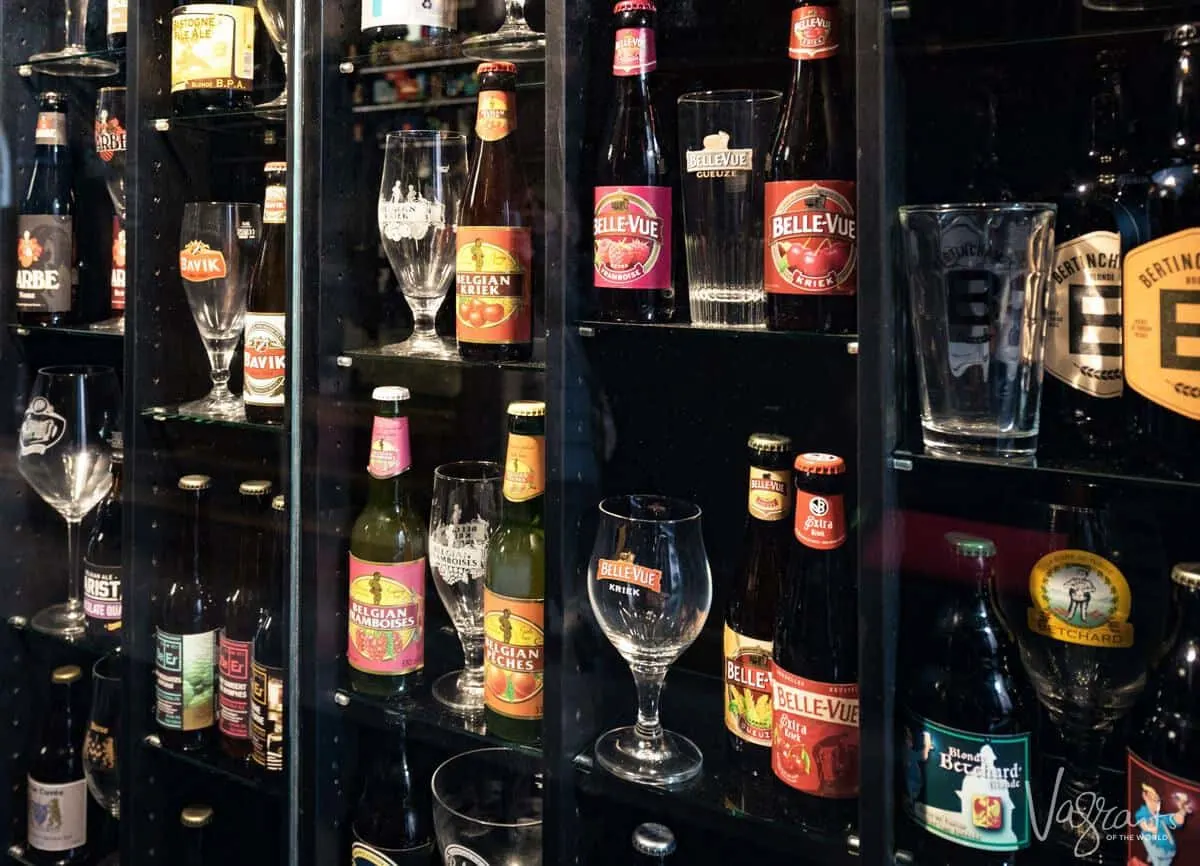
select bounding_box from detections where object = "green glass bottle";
[484,400,546,744]
[348,387,427,702]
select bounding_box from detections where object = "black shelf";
[9,322,122,340]
[143,734,284,796]
[7,614,117,658]
[152,107,286,135]
[342,342,547,374]
[139,405,285,434]
[577,319,859,351]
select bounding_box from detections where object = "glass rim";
[434,460,502,482]
[431,747,543,829]
[97,86,126,94]
[598,495,702,525]
[384,129,468,143]
[898,202,1057,215]
[36,364,117,379]
[182,201,263,209]
[93,652,121,682]
[677,88,782,104]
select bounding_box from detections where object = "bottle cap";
[477,61,518,77]
[1171,563,1200,589]
[180,805,213,828]
[1169,23,1199,45]
[239,479,273,496]
[748,433,791,453]
[51,665,82,684]
[110,431,124,452]
[793,452,846,475]
[264,161,287,172]
[372,386,411,402]
[39,92,64,103]
[945,532,996,558]
[507,400,546,418]
[615,0,656,12]
[179,474,212,491]
[632,823,676,857]
[272,494,285,512]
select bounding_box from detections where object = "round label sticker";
[1027,550,1134,648]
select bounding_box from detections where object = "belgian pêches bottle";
[27,665,88,866]
[251,494,287,774]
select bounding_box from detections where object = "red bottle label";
[367,415,411,479]
[475,90,516,142]
[593,186,672,290]
[218,633,252,740]
[94,114,126,161]
[455,226,533,346]
[347,555,426,676]
[771,663,859,798]
[111,217,126,311]
[789,5,838,60]
[613,27,656,76]
[794,490,846,549]
[765,180,857,296]
[1127,750,1200,865]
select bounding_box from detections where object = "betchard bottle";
[16,92,76,328]
[725,434,792,774]
[251,494,287,774]
[771,452,858,831]
[170,2,256,114]
[765,1,857,334]
[456,63,534,363]
[593,0,673,323]
[27,666,88,866]
[84,434,123,647]
[360,0,455,52]
[244,161,287,425]
[350,730,435,865]
[107,0,128,52]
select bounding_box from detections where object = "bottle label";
[35,112,67,148]
[83,559,121,626]
[251,661,285,771]
[789,5,838,60]
[613,27,656,76]
[596,557,663,595]
[455,226,533,346]
[475,89,516,142]
[1027,549,1134,648]
[764,180,858,296]
[83,721,116,781]
[724,624,773,747]
[27,777,86,852]
[243,312,287,408]
[1046,231,1122,398]
[16,215,73,313]
[1124,227,1200,421]
[593,186,672,290]
[794,489,846,549]
[112,218,126,311]
[367,415,411,479]
[352,840,437,866]
[1127,750,1200,865]
[429,517,491,586]
[180,239,228,281]
[502,433,545,502]
[770,663,859,797]
[347,555,425,676]
[901,714,1031,852]
[170,4,256,94]
[483,590,544,720]
[95,110,126,160]
[155,628,217,731]
[748,465,791,521]
[218,632,252,740]
[444,845,488,866]
[108,0,128,35]
[361,0,454,30]
[263,183,287,224]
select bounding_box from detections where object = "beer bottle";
[16,92,76,328]
[725,434,792,771]
[632,823,676,866]
[1042,51,1131,457]
[219,479,272,762]
[900,534,1033,865]
[771,452,858,831]
[350,730,434,865]
[107,0,128,52]
[593,0,674,324]
[348,387,426,701]
[170,2,256,115]
[251,494,287,774]
[155,475,219,752]
[764,1,857,334]
[1125,563,1200,866]
[484,401,546,744]
[27,665,88,865]
[179,805,212,866]
[456,63,534,363]
[84,433,123,647]
[244,161,287,426]
[360,0,455,53]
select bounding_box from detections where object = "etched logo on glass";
[379,181,446,242]
[19,397,66,456]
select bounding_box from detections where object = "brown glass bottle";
[764,1,856,334]
[170,2,256,115]
[594,0,674,323]
[244,161,287,425]
[456,63,534,363]
[27,666,89,866]
[771,452,858,832]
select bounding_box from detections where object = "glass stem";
[408,296,440,339]
[461,633,485,691]
[66,0,87,47]
[504,0,529,26]
[630,665,667,742]
[66,519,82,611]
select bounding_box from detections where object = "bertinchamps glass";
[429,461,502,714]
[84,653,121,819]
[898,203,1057,464]
[27,0,119,76]
[378,131,468,359]
[255,0,287,119]
[677,90,780,328]
[463,1,544,63]
[93,87,127,334]
[18,365,120,638]
[432,748,542,866]
[587,496,712,786]
[178,202,262,420]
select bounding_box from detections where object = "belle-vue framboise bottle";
[764,1,857,334]
[593,0,674,323]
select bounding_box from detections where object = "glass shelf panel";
[139,405,285,434]
[15,47,123,78]
[342,341,547,374]
[9,322,123,340]
[152,107,286,135]
[143,733,284,796]
[7,614,116,657]
[577,319,860,351]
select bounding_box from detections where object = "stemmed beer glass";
[256,0,288,118]
[28,0,119,76]
[93,87,127,334]
[463,1,546,62]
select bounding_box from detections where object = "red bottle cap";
[614,0,656,12]
[793,452,846,475]
[476,61,518,76]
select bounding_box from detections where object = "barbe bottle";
[170,1,256,115]
[456,63,534,363]
[348,387,426,701]
[484,401,546,745]
[251,494,287,774]
[764,1,857,334]
[350,730,434,865]
[244,161,287,425]
[593,0,673,323]
[27,665,88,866]
[360,0,455,53]
[16,92,75,328]
[84,433,123,647]
[771,452,858,831]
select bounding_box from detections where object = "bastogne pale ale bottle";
[170,1,256,114]
[593,0,673,323]
[244,161,288,425]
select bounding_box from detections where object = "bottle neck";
[612,23,656,91]
[954,552,994,602]
[366,410,412,509]
[1085,65,1126,178]
[1171,582,1200,639]
[188,493,209,584]
[475,83,519,153]
[746,460,792,526]
[1171,42,1200,160]
[109,459,123,500]
[268,509,287,612]
[46,683,77,754]
[237,497,269,595]
[34,109,68,153]
[500,424,544,527]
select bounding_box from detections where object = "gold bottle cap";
[747,433,791,453]
[372,386,411,402]
[238,479,273,496]
[507,400,546,418]
[272,495,285,512]
[178,474,211,491]
[51,665,81,684]
[180,805,213,828]
[1171,563,1200,589]
[264,161,287,172]
[945,532,996,558]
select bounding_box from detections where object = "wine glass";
[378,130,467,359]
[429,461,502,714]
[27,0,120,76]
[586,495,712,786]
[178,202,262,420]
[432,748,542,866]
[17,365,121,638]
[462,1,546,63]
[255,0,288,119]
[93,87,127,334]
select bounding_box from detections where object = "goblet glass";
[28,0,119,76]
[432,748,542,866]
[429,461,502,714]
[255,0,288,119]
[178,202,262,420]
[587,495,712,786]
[93,87,127,334]
[378,130,467,359]
[462,1,545,63]
[18,365,120,638]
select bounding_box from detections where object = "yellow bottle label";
[483,589,544,720]
[747,465,791,521]
[171,4,256,94]
[1027,549,1134,648]
[723,623,773,747]
[502,433,544,502]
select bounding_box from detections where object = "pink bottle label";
[347,555,425,676]
[613,27,656,76]
[367,416,411,479]
[594,185,672,290]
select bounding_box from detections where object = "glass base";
[178,392,246,421]
[462,25,546,63]
[89,316,125,334]
[922,425,1037,465]
[31,601,87,639]
[594,726,703,787]
[255,91,287,121]
[27,47,119,77]
[380,333,459,360]
[433,670,485,716]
